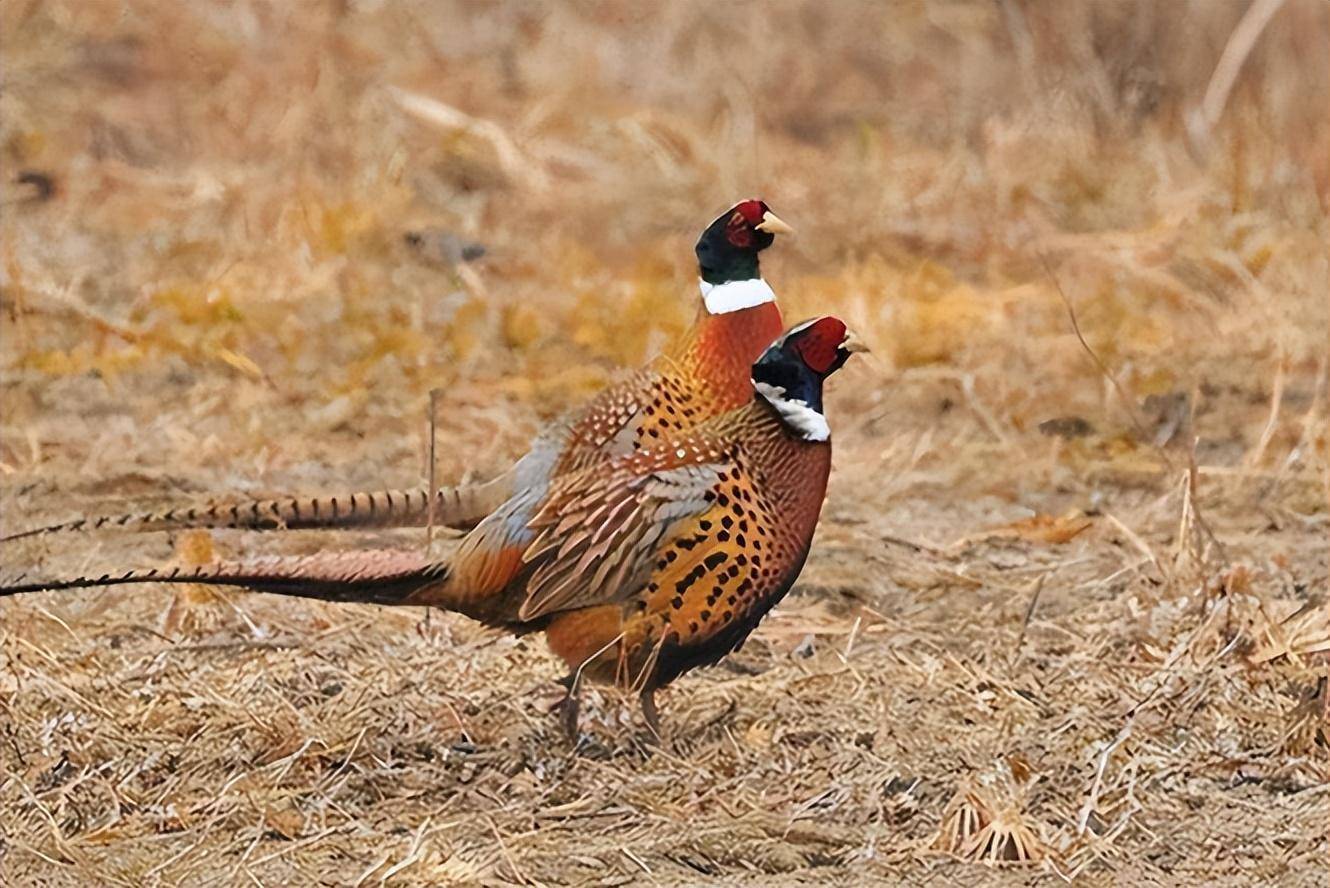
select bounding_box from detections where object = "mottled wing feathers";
[555,364,707,475]
[518,452,732,621]
[441,488,546,610]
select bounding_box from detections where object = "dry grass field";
[2,1,1328,884]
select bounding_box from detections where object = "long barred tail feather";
[1,475,513,544]
[0,550,450,605]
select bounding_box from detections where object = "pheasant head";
[694,199,793,315]
[752,316,867,441]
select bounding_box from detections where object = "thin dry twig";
[1245,354,1286,470]
[1188,0,1289,155]
[1040,255,1169,468]
[1077,718,1133,837]
[1014,573,1047,655]
[426,387,441,551]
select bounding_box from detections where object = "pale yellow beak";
[841,329,870,354]
[755,210,794,236]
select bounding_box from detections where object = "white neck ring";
[699,278,776,315]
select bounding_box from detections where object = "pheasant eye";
[793,318,847,373]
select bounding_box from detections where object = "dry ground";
[1,2,1328,885]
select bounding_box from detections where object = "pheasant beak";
[755,211,794,236]
[840,329,870,354]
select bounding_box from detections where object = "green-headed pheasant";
[2,201,793,544]
[1,317,864,737]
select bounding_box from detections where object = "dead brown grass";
[1,1,1328,884]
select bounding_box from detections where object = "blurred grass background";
[1,2,1328,884]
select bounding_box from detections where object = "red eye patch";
[722,199,767,248]
[792,317,847,373]
[725,212,755,248]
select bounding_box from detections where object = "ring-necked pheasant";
[2,201,793,544]
[1,317,865,737]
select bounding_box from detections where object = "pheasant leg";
[639,687,662,742]
[556,673,581,742]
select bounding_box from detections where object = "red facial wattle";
[793,317,848,373]
[723,199,768,248]
[725,213,755,248]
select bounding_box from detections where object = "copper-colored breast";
[539,406,832,693]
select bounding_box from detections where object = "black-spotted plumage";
[1,317,862,738]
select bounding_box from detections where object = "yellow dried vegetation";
[931,783,1050,865]
[1,1,1327,884]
